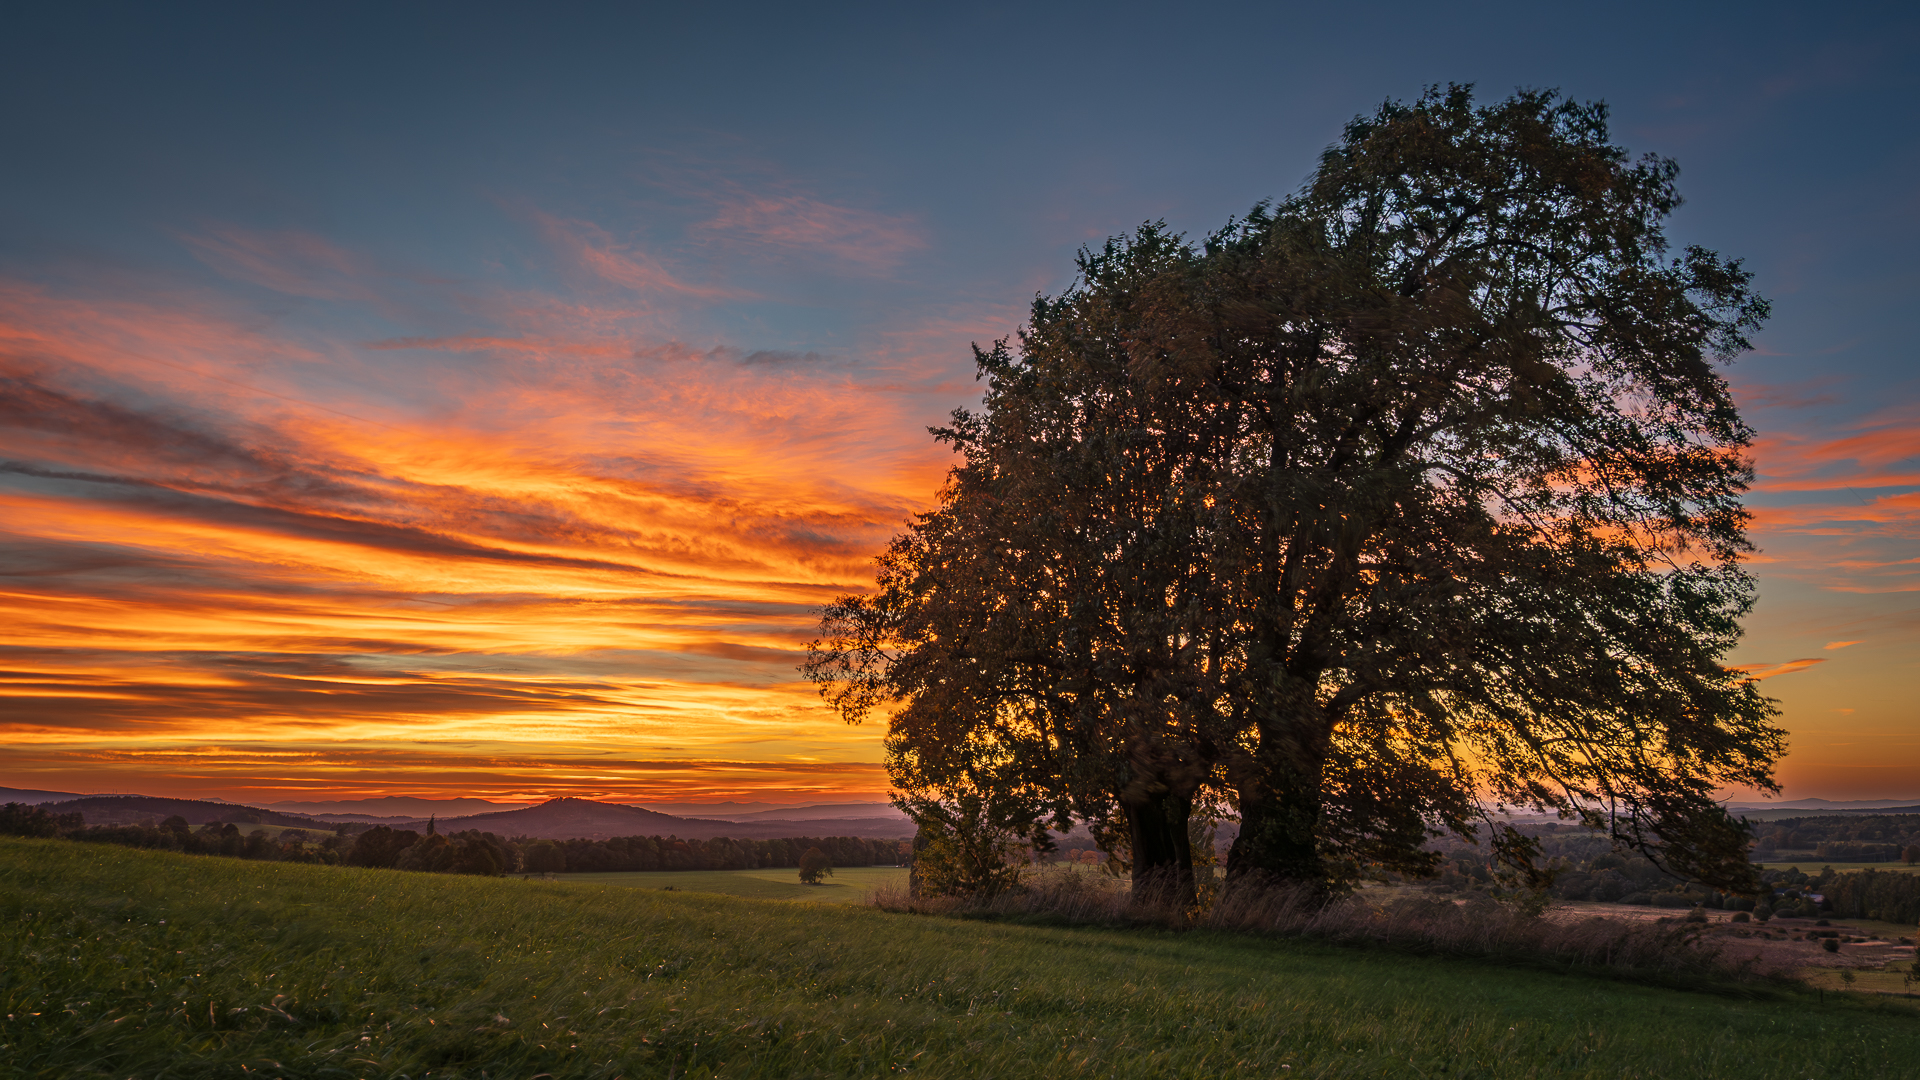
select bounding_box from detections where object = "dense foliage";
[807,85,1782,904]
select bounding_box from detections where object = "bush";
[1730,911,1750,923]
[1822,938,1839,953]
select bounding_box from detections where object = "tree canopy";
[798,846,835,884]
[805,85,1783,907]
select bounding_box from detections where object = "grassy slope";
[1,838,1914,1080]
[565,866,908,904]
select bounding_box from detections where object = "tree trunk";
[1224,724,1330,892]
[908,824,932,898]
[1123,788,1196,910]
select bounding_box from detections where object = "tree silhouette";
[798,846,834,884]
[809,85,1781,903]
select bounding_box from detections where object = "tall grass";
[4,837,1916,1080]
[871,868,1785,986]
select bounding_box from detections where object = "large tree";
[807,86,1783,903]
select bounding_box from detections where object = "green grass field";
[3,837,1917,1080]
[564,866,908,904]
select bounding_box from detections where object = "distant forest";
[1418,818,1920,924]
[0,802,906,878]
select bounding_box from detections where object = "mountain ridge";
[406,797,914,841]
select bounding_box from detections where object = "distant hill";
[44,796,325,829]
[1735,805,1920,822]
[715,802,909,823]
[631,801,910,824]
[0,786,89,805]
[628,801,786,818]
[1727,798,1920,812]
[421,797,914,841]
[265,796,536,822]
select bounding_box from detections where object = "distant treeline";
[1816,868,1920,924]
[0,802,906,878]
[1419,820,1920,920]
[1423,828,1761,909]
[1748,815,1920,863]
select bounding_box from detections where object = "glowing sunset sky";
[1,5,1915,804]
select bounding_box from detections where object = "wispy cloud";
[1742,393,1920,593]
[0,217,975,801]
[631,148,930,275]
[180,225,385,301]
[1730,657,1826,681]
[533,212,748,300]
[691,190,927,272]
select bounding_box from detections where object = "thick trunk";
[1123,789,1196,910]
[1224,726,1330,892]
[908,824,932,899]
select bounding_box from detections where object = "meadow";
[565,866,907,905]
[1760,859,1920,875]
[3,837,1917,1080]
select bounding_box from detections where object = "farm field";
[4,837,1919,1080]
[1759,859,1920,874]
[563,865,908,904]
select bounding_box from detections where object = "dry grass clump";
[873,868,1790,988]
[870,865,1134,923]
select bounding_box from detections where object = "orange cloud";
[1729,657,1826,681]
[0,742,888,806]
[1750,406,1920,490]
[0,216,998,802]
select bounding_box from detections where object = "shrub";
[1822,938,1839,953]
[1730,911,1750,923]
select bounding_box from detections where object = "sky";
[0,2,1915,806]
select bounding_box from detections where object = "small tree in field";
[798,846,834,884]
